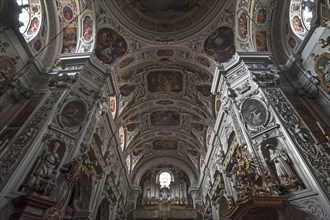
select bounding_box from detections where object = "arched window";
[17,0,42,42]
[289,0,314,39]
[159,171,171,188]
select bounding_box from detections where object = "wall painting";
[255,31,268,51]
[120,84,135,96]
[62,27,77,53]
[147,71,183,93]
[153,140,178,150]
[204,26,235,63]
[150,111,180,126]
[314,52,330,93]
[237,11,248,40]
[0,56,16,85]
[82,16,93,41]
[129,0,198,20]
[256,8,267,24]
[60,100,87,127]
[241,99,267,126]
[196,56,211,67]
[119,57,134,68]
[95,28,127,64]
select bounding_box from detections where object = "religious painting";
[196,85,211,96]
[63,6,73,21]
[120,84,135,96]
[82,16,93,41]
[215,98,221,113]
[62,27,77,53]
[288,37,297,49]
[147,71,183,93]
[0,56,15,85]
[119,57,134,68]
[150,111,180,126]
[119,126,125,150]
[291,15,304,33]
[156,49,174,57]
[27,17,40,36]
[204,26,235,63]
[255,31,268,51]
[33,39,42,51]
[256,8,267,24]
[95,28,127,64]
[314,52,330,92]
[60,100,87,127]
[127,123,138,132]
[129,0,198,20]
[153,140,178,150]
[241,99,268,126]
[237,11,248,40]
[196,56,211,67]
[109,96,116,118]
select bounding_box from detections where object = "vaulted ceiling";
[21,0,293,186]
[91,0,279,186]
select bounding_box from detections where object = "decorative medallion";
[109,96,116,117]
[60,100,87,127]
[241,99,268,126]
[237,11,248,40]
[0,56,16,85]
[119,57,134,68]
[120,84,135,96]
[314,52,330,92]
[82,15,93,41]
[95,28,127,64]
[63,6,73,20]
[196,56,211,67]
[204,27,235,63]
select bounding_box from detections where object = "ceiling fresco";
[51,0,280,184]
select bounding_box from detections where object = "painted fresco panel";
[60,100,86,127]
[150,111,180,126]
[204,27,235,63]
[255,31,268,51]
[62,27,77,53]
[153,140,178,150]
[238,11,248,40]
[129,0,198,20]
[95,28,127,64]
[241,99,267,126]
[147,71,183,93]
[82,16,93,41]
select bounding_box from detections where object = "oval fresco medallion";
[95,28,127,64]
[241,99,268,126]
[204,26,235,63]
[60,100,87,127]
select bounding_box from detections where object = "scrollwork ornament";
[0,91,62,190]
[291,199,328,220]
[265,88,330,196]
